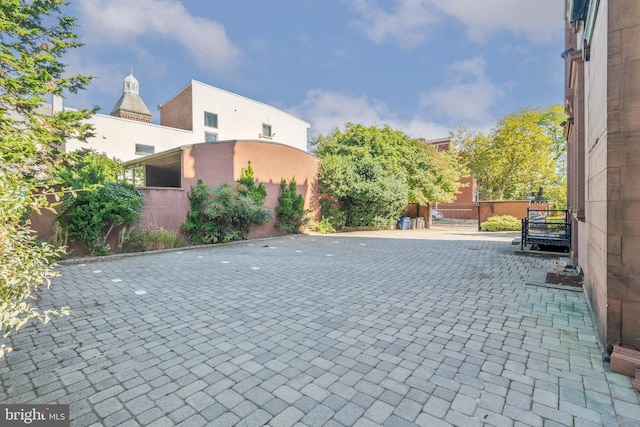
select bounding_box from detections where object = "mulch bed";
[546,272,583,288]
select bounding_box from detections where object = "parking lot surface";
[1,230,639,426]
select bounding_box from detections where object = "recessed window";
[204,111,218,128]
[205,132,218,142]
[261,123,272,138]
[135,144,155,155]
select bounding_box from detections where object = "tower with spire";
[110,72,152,123]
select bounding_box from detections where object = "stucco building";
[32,76,318,244]
[63,75,310,161]
[563,0,640,351]
[122,140,321,239]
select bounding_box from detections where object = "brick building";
[563,0,640,351]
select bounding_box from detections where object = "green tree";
[55,150,144,256]
[311,123,460,227]
[275,177,306,233]
[54,148,123,187]
[319,154,409,227]
[451,106,566,201]
[0,0,93,345]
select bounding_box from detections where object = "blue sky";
[63,0,564,140]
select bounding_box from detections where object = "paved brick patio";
[1,230,638,426]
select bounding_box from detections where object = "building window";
[135,144,155,155]
[205,132,218,142]
[204,111,218,128]
[261,123,272,138]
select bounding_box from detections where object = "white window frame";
[261,123,272,138]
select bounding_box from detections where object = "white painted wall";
[189,80,310,152]
[66,113,194,161]
[64,80,310,160]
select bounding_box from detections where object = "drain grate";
[546,272,583,287]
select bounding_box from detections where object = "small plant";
[314,217,336,234]
[49,222,68,252]
[481,215,521,231]
[128,227,183,252]
[275,177,306,234]
[237,161,267,205]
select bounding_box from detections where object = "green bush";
[481,215,521,231]
[319,199,346,230]
[57,182,144,255]
[182,180,272,243]
[55,150,144,255]
[319,155,409,227]
[275,177,306,234]
[237,161,267,205]
[314,217,336,234]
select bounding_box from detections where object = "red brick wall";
[159,84,193,130]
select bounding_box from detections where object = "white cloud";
[350,0,562,47]
[293,89,450,140]
[77,0,240,74]
[433,0,563,43]
[419,56,502,126]
[59,51,126,110]
[350,0,439,48]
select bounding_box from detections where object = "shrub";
[127,227,183,252]
[237,161,267,205]
[57,182,144,255]
[314,217,336,234]
[481,215,521,231]
[319,199,346,230]
[55,150,144,255]
[319,155,409,227]
[182,180,272,243]
[275,177,306,234]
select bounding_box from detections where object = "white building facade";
[64,75,310,161]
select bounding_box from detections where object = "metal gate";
[430,202,479,230]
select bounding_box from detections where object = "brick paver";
[1,229,638,426]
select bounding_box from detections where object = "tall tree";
[312,123,461,227]
[0,0,94,346]
[451,106,566,201]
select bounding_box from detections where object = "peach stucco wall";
[30,140,321,255]
[177,140,320,238]
[478,201,532,224]
[138,187,189,235]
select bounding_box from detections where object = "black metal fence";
[521,208,571,251]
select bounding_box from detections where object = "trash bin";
[411,218,417,229]
[397,216,411,230]
[416,217,425,229]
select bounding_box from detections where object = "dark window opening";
[204,111,218,128]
